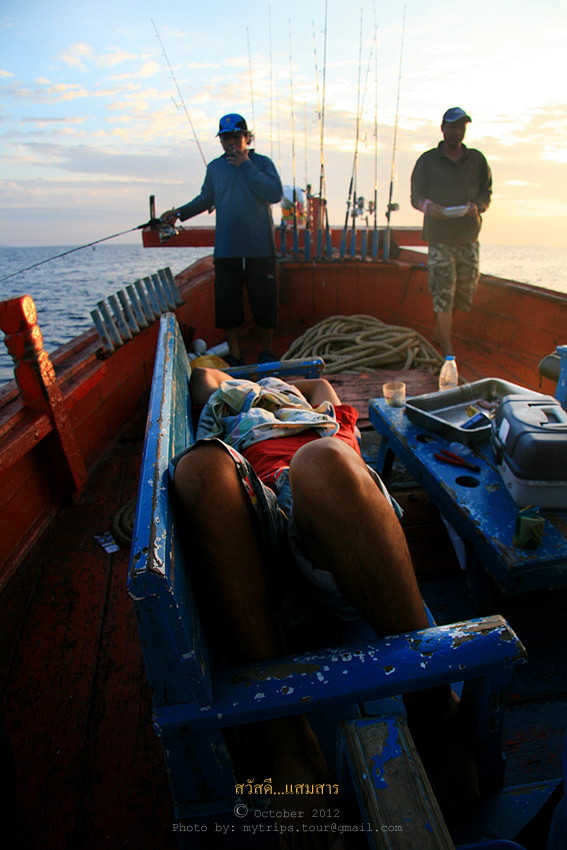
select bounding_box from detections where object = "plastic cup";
[383,381,406,407]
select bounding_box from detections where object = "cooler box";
[491,394,567,508]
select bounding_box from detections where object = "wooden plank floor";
[0,411,176,850]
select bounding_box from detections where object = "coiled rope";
[111,499,137,546]
[282,314,443,374]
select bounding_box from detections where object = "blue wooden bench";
[128,313,528,849]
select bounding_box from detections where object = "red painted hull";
[0,251,565,580]
[1,242,566,849]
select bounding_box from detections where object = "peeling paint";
[230,661,322,686]
[370,716,401,790]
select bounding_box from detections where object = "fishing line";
[303,100,312,260]
[0,223,154,284]
[246,27,256,136]
[355,25,377,258]
[372,0,379,258]
[269,6,274,160]
[288,20,299,257]
[341,10,364,258]
[384,6,406,259]
[151,20,207,168]
[312,11,330,256]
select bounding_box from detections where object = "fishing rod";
[340,11,364,259]
[151,20,207,168]
[269,6,274,161]
[0,222,157,284]
[372,0,380,259]
[288,20,299,260]
[384,6,406,260]
[349,11,363,260]
[303,102,312,261]
[275,75,288,258]
[246,27,256,137]
[312,8,331,260]
[342,11,377,260]
[354,27,377,261]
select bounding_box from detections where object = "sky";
[1,0,567,248]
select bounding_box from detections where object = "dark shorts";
[428,242,480,313]
[214,257,278,329]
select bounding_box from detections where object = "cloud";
[109,59,161,81]
[96,48,138,68]
[0,69,15,78]
[57,43,94,71]
[19,115,88,125]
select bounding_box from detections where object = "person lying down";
[171,367,480,849]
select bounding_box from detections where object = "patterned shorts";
[428,242,480,313]
[170,438,397,621]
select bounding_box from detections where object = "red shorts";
[242,404,360,482]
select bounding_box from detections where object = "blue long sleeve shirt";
[176,151,283,258]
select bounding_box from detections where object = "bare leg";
[172,443,343,848]
[224,326,242,360]
[432,310,454,356]
[259,326,275,354]
[173,442,281,661]
[289,438,429,635]
[289,438,480,831]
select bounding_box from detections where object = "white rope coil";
[282,315,443,375]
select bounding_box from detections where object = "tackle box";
[405,378,536,445]
[491,394,567,508]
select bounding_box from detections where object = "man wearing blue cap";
[411,108,492,357]
[162,114,283,365]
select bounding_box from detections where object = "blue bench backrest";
[128,313,213,705]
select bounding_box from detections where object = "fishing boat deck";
[1,367,566,849]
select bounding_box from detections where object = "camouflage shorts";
[428,242,480,313]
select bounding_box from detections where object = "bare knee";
[289,438,369,503]
[173,442,240,510]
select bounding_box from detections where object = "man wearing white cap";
[162,114,283,366]
[411,108,492,357]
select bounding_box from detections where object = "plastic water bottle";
[438,355,459,391]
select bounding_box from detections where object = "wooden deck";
[0,370,565,849]
[0,408,177,850]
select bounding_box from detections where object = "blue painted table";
[369,397,567,603]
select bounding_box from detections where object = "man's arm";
[240,154,283,204]
[161,169,215,225]
[472,154,492,214]
[190,369,341,409]
[410,154,428,212]
[291,378,341,407]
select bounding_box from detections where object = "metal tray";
[405,378,541,445]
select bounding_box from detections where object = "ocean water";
[0,244,210,385]
[1,242,566,386]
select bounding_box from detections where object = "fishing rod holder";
[90,267,182,355]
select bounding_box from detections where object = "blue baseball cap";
[217,113,248,135]
[442,107,471,124]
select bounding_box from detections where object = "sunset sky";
[2,0,566,248]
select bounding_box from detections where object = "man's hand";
[464,202,480,218]
[226,145,249,167]
[423,200,447,219]
[160,209,179,226]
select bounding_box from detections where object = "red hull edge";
[1,252,565,579]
